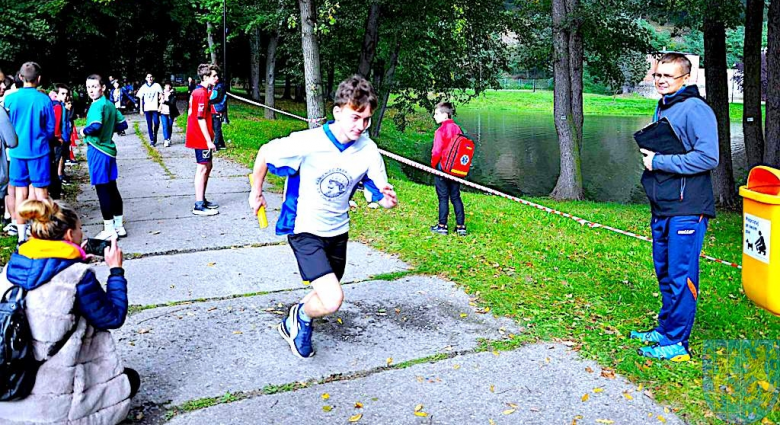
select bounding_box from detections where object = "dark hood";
[658,85,704,111]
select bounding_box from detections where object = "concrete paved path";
[72,114,682,424]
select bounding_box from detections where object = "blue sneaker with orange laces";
[638,342,691,362]
[278,304,315,359]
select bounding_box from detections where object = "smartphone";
[84,238,112,256]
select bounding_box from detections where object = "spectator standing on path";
[0,102,18,224]
[0,199,139,424]
[186,64,220,216]
[160,82,179,148]
[4,61,55,244]
[187,76,196,96]
[429,102,467,236]
[248,75,398,359]
[82,74,129,239]
[51,84,72,197]
[630,53,719,362]
[209,69,227,150]
[136,73,163,146]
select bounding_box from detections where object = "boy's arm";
[365,150,397,209]
[249,147,270,214]
[431,128,444,168]
[53,103,63,140]
[43,102,55,142]
[0,108,18,149]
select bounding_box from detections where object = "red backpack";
[440,134,475,177]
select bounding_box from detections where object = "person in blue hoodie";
[0,198,138,423]
[209,71,228,150]
[631,52,719,362]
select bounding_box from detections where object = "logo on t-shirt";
[317,169,351,199]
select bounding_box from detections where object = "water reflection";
[403,110,747,203]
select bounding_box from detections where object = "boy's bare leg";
[194,163,209,201]
[302,273,344,318]
[5,185,16,221]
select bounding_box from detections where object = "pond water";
[402,111,748,203]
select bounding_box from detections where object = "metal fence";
[498,78,553,91]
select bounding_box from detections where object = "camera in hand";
[84,238,112,256]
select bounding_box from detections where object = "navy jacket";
[5,239,128,330]
[641,85,719,217]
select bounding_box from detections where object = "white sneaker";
[367,202,379,209]
[164,140,171,147]
[93,229,118,240]
[349,200,358,208]
[116,226,127,238]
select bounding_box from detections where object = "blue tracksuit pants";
[651,215,708,349]
[145,111,160,143]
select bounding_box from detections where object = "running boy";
[83,74,129,239]
[430,102,466,236]
[248,75,398,358]
[186,64,219,216]
[4,62,55,243]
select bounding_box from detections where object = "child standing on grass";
[430,102,467,236]
[248,75,398,359]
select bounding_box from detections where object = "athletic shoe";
[65,160,77,166]
[192,204,219,216]
[430,224,448,235]
[277,304,315,358]
[203,200,220,209]
[367,202,379,209]
[349,200,358,208]
[164,140,171,147]
[116,226,127,238]
[150,142,156,148]
[4,223,17,236]
[630,329,664,343]
[456,226,467,236]
[59,176,71,185]
[93,229,118,241]
[217,143,226,150]
[638,342,691,362]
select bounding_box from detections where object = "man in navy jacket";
[632,53,719,362]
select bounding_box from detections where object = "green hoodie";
[85,96,125,157]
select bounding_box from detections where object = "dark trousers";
[651,215,708,349]
[144,111,160,143]
[212,114,225,147]
[95,180,123,220]
[434,175,465,226]
[124,368,140,398]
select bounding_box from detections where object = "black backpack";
[0,286,39,401]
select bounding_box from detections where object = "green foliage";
[0,1,51,62]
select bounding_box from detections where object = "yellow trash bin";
[739,166,780,316]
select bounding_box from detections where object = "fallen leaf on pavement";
[623,392,633,400]
[386,357,393,366]
[460,313,468,318]
[490,384,495,393]
[503,409,516,415]
[596,420,614,424]
[321,393,330,400]
[337,318,343,325]
[600,369,616,379]
[414,404,423,412]
[232,330,242,335]
[585,367,594,373]
[489,419,496,425]
[593,388,604,393]
[453,364,461,370]
[322,405,332,412]
[354,402,363,409]
[137,329,150,334]
[581,393,589,402]
[348,413,362,422]
[414,411,428,417]
[207,262,216,267]
[658,415,666,423]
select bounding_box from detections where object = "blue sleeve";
[75,268,128,330]
[83,122,103,135]
[115,120,128,133]
[360,174,384,202]
[652,104,720,175]
[43,102,55,142]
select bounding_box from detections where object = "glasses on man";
[652,73,690,81]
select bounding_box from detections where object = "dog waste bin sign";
[739,166,780,316]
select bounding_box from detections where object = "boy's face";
[85,79,104,100]
[333,104,373,141]
[56,88,68,102]
[164,85,171,93]
[203,71,217,87]
[146,74,154,84]
[433,108,448,124]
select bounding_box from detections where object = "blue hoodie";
[5,239,128,330]
[641,85,719,217]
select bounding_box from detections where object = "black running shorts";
[287,232,348,283]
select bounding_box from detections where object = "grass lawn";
[209,92,778,423]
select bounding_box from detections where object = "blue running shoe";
[638,342,691,362]
[630,329,664,343]
[203,200,220,209]
[278,304,315,358]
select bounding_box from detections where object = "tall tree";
[298,0,325,128]
[249,26,262,100]
[742,0,765,169]
[206,21,219,65]
[265,32,280,119]
[767,0,780,167]
[550,0,583,200]
[357,1,381,77]
[703,16,736,206]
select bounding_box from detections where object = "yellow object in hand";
[257,205,268,229]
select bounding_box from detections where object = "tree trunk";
[283,74,292,99]
[703,18,737,206]
[766,0,780,167]
[249,26,262,101]
[265,32,279,119]
[743,0,765,169]
[326,63,335,101]
[295,84,305,102]
[550,0,584,200]
[298,0,326,128]
[371,39,401,137]
[206,22,218,65]
[567,0,584,150]
[357,1,381,78]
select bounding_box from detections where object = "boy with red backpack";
[430,102,467,236]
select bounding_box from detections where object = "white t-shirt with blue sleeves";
[264,122,389,237]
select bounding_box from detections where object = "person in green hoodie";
[82,74,129,240]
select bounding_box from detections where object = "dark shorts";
[9,156,51,188]
[194,148,213,164]
[287,232,348,283]
[87,145,118,185]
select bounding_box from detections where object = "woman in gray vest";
[0,199,138,424]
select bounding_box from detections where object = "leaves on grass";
[348,413,363,422]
